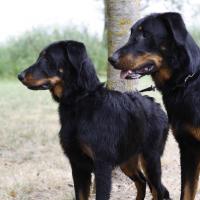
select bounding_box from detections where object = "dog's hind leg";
[179,143,200,200]
[94,160,112,200]
[141,154,170,200]
[70,162,92,200]
[120,155,146,200]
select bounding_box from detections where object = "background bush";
[0,26,200,78]
[0,27,107,78]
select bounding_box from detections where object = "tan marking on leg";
[182,163,200,200]
[140,156,147,176]
[120,155,139,177]
[135,181,146,200]
[140,156,159,200]
[121,155,146,200]
[151,187,159,200]
[79,191,84,200]
[185,125,200,141]
[182,182,193,200]
[80,142,94,160]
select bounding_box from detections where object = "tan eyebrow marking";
[138,26,143,31]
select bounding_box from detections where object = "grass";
[0,77,162,200]
[0,80,74,200]
[2,79,200,199]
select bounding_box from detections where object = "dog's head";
[18,40,99,101]
[109,12,200,88]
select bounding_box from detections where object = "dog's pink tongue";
[120,70,132,79]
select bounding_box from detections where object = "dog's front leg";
[70,161,92,200]
[94,160,112,200]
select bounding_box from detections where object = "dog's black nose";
[108,56,117,66]
[108,53,119,66]
[18,72,25,81]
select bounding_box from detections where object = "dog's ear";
[160,12,200,74]
[160,12,187,46]
[65,41,87,71]
[64,41,99,90]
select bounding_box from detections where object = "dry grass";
[0,80,74,200]
[0,79,200,200]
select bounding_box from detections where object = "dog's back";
[126,92,169,155]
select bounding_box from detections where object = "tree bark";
[106,0,140,91]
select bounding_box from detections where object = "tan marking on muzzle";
[23,74,61,87]
[23,74,48,86]
[118,53,163,70]
[48,76,62,85]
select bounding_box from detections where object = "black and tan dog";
[109,12,200,200]
[18,40,170,200]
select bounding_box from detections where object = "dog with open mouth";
[18,40,170,200]
[109,12,200,200]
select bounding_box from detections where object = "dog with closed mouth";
[109,12,200,200]
[18,40,170,200]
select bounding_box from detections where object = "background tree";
[105,0,140,91]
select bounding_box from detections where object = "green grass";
[0,26,200,80]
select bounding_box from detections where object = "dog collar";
[139,85,156,93]
[172,69,200,91]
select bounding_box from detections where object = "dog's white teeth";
[120,70,130,79]
[149,65,154,70]
[128,70,133,74]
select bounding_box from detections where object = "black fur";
[18,40,170,200]
[110,12,200,200]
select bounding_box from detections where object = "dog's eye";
[142,31,151,38]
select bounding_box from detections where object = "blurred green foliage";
[0,27,107,78]
[0,26,200,78]
[190,28,200,46]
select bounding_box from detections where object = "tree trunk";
[106,0,140,91]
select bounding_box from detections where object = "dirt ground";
[91,133,199,200]
[1,81,200,200]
